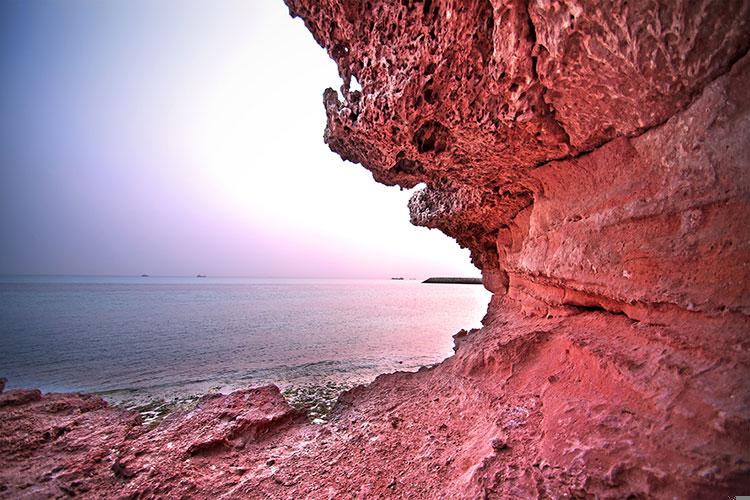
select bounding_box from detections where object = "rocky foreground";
[2,0,749,497]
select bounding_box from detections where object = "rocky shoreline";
[89,380,357,428]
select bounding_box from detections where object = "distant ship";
[196,274,207,278]
[391,277,404,280]
[140,274,149,277]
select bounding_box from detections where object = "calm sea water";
[0,276,489,400]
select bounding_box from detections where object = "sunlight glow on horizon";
[0,0,480,279]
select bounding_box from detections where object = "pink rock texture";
[1,1,749,497]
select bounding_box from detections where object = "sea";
[0,276,490,404]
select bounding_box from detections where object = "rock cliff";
[0,1,748,498]
[283,0,750,495]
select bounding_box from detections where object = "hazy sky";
[0,0,478,278]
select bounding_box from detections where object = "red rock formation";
[1,1,748,498]
[283,0,750,495]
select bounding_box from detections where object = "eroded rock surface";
[1,1,748,498]
[284,0,750,495]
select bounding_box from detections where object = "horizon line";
[0,273,482,280]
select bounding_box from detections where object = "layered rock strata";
[283,0,750,495]
[1,1,748,498]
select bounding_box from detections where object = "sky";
[0,0,478,279]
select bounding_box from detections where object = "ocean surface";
[0,276,490,402]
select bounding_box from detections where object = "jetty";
[422,277,482,284]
